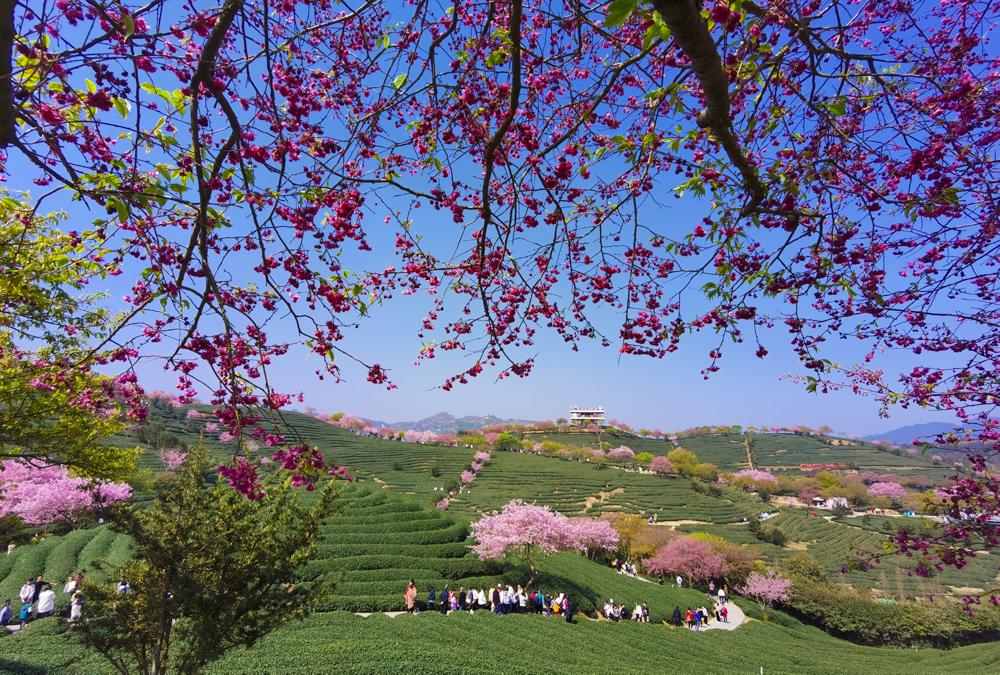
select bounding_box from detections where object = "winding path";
[353,601,747,630]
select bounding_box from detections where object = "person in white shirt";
[633,602,643,622]
[476,588,487,609]
[36,585,55,618]
[63,576,77,594]
[18,579,33,605]
[69,591,84,623]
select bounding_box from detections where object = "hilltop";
[864,422,960,446]
[361,411,539,434]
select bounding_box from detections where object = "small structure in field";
[570,406,605,426]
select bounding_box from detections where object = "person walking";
[18,601,31,630]
[36,585,55,619]
[31,575,44,604]
[426,584,436,612]
[672,606,683,628]
[404,579,417,614]
[0,600,11,625]
[477,587,487,611]
[18,578,33,607]
[675,575,683,588]
[439,586,449,614]
[490,585,501,614]
[69,591,84,623]
[720,605,729,623]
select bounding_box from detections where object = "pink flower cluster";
[737,570,792,605]
[470,500,618,560]
[402,429,440,444]
[607,446,635,460]
[0,461,132,525]
[867,481,907,501]
[159,448,187,470]
[644,537,728,582]
[459,450,492,489]
[650,455,673,474]
[728,469,779,491]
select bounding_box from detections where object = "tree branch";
[651,0,765,213]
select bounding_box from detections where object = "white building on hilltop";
[570,406,605,426]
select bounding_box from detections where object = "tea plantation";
[447,450,762,522]
[5,607,1000,674]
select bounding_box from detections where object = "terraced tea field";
[311,486,500,612]
[448,450,762,522]
[679,510,1000,598]
[0,526,131,607]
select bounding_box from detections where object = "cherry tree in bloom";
[729,469,779,492]
[159,448,188,470]
[471,500,613,579]
[0,461,131,525]
[568,518,620,557]
[737,570,792,620]
[868,481,908,502]
[473,451,492,463]
[650,455,673,474]
[483,432,501,445]
[460,470,476,485]
[607,446,635,460]
[403,430,439,444]
[644,537,729,583]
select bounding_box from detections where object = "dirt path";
[583,487,624,512]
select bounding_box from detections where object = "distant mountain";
[363,412,537,434]
[865,422,959,446]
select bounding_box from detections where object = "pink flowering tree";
[160,448,188,470]
[867,481,908,504]
[737,570,792,620]
[471,500,611,581]
[567,518,620,558]
[650,455,673,475]
[0,461,132,526]
[607,446,635,461]
[644,537,729,584]
[474,451,492,464]
[460,470,476,485]
[729,469,779,493]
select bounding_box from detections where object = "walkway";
[353,601,747,630]
[701,601,745,631]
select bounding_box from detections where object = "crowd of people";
[403,581,577,622]
[401,578,736,631]
[1,572,85,630]
[671,603,729,630]
[601,599,650,621]
[611,559,639,578]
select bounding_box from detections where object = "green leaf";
[113,98,130,119]
[604,0,639,27]
[392,74,408,90]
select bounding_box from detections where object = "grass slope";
[5,609,1000,675]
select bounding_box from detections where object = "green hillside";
[5,607,1000,675]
